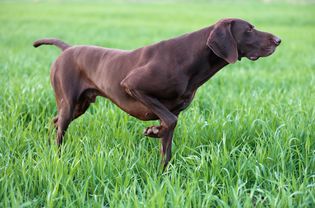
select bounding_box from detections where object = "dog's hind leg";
[51,78,76,146]
[53,116,58,129]
[55,100,74,146]
[72,89,98,120]
[73,101,90,120]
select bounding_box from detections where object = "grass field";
[1,0,315,207]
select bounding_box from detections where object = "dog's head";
[207,18,281,64]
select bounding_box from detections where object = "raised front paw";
[143,125,162,138]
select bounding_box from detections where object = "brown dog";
[34,18,281,168]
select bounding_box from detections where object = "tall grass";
[0,1,314,207]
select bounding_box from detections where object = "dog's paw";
[143,126,161,138]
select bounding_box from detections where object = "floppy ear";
[207,20,238,64]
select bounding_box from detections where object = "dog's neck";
[176,26,229,90]
[133,26,230,91]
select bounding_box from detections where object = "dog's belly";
[99,88,157,121]
[119,98,193,121]
[115,98,158,121]
[102,91,195,121]
[124,91,196,120]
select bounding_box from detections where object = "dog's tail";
[33,38,70,51]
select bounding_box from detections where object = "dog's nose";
[273,36,281,46]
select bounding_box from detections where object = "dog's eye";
[247,27,254,33]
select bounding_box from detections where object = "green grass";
[1,1,315,207]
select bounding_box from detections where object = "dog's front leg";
[121,82,177,169]
[160,120,176,170]
[132,90,176,169]
[143,125,162,138]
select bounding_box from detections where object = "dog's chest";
[169,90,196,113]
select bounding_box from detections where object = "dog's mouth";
[245,46,276,61]
[249,56,259,61]
[264,46,276,56]
[238,51,260,61]
[244,53,260,61]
